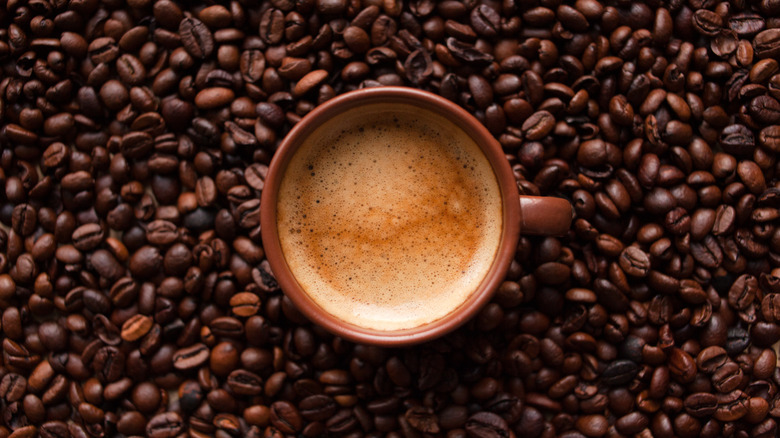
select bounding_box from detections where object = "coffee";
[277,103,503,331]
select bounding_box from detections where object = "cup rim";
[260,86,520,346]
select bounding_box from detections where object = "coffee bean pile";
[0,0,779,437]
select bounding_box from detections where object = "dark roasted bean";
[465,412,509,438]
[146,412,183,438]
[179,17,214,59]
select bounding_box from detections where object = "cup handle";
[518,196,573,236]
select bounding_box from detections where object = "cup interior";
[260,86,521,346]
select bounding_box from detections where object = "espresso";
[277,103,502,331]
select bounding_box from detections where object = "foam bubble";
[277,103,503,331]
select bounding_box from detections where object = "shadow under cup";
[260,87,523,346]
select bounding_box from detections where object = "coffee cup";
[260,86,572,346]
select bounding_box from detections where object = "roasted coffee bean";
[121,314,153,342]
[11,204,36,236]
[728,274,759,311]
[117,54,146,86]
[715,391,749,422]
[300,395,338,421]
[601,360,639,386]
[693,10,723,36]
[730,13,765,36]
[259,8,285,45]
[194,88,235,110]
[615,412,649,435]
[470,5,500,37]
[72,223,105,251]
[404,406,440,433]
[179,17,214,59]
[88,249,124,281]
[173,343,210,370]
[146,412,183,438]
[719,124,755,156]
[129,246,162,278]
[685,392,718,417]
[618,246,650,277]
[761,294,780,322]
[713,360,744,393]
[230,292,261,317]
[88,37,119,64]
[668,348,697,383]
[0,374,26,402]
[754,28,780,59]
[226,369,263,395]
[713,205,736,235]
[690,208,716,240]
[120,132,154,159]
[522,110,555,141]
[270,401,303,434]
[40,421,70,438]
[465,412,510,438]
[726,326,751,355]
[146,220,178,246]
[737,160,767,194]
[210,316,244,337]
[690,235,723,269]
[759,125,780,151]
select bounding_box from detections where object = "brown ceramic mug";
[260,87,572,346]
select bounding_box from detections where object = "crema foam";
[277,103,503,331]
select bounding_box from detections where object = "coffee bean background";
[0,0,779,437]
